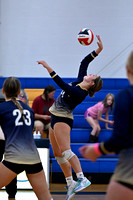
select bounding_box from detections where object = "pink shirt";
[86,102,109,119]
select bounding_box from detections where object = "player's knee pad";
[55,156,67,165]
[62,149,75,161]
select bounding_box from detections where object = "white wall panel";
[0,0,133,77]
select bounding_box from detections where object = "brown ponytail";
[88,76,103,97]
[11,97,25,121]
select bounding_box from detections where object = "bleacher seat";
[24,88,44,107]
[54,89,119,102]
[50,157,118,173]
[46,78,125,181]
[70,129,113,143]
[73,114,113,128]
[0,77,128,183]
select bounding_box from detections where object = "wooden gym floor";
[0,183,107,200]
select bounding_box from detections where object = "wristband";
[93,143,102,156]
[50,71,56,77]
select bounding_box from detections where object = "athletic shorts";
[84,110,91,119]
[0,140,5,161]
[51,114,73,130]
[111,147,133,189]
[117,181,133,190]
[2,160,43,174]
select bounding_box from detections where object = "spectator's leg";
[44,123,50,138]
[34,120,44,138]
[0,139,5,161]
[6,177,17,200]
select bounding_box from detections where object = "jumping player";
[79,51,133,200]
[37,35,103,200]
[0,77,53,200]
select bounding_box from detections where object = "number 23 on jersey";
[13,109,31,126]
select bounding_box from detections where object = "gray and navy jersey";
[100,85,133,154]
[49,50,98,119]
[0,100,41,164]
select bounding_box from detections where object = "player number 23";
[13,109,31,126]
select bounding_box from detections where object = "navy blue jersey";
[0,100,41,164]
[100,85,133,154]
[49,51,98,118]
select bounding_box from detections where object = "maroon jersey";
[32,95,55,124]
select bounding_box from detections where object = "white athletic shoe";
[74,177,91,193]
[65,181,76,200]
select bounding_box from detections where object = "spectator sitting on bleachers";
[84,93,115,143]
[32,85,55,138]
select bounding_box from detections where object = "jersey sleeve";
[50,71,74,95]
[77,50,98,79]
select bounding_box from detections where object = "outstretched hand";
[79,144,99,162]
[37,60,49,68]
[37,60,54,74]
[109,120,114,126]
[95,35,103,55]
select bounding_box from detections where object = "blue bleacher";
[73,115,113,128]
[54,89,119,102]
[50,158,118,173]
[0,77,128,181]
[46,78,128,177]
[70,129,113,143]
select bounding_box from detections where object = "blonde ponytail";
[11,97,25,121]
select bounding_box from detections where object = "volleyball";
[77,28,94,46]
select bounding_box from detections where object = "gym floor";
[0,184,107,200]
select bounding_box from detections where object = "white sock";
[76,172,84,179]
[66,176,74,186]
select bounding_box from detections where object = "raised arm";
[77,35,103,80]
[37,60,54,74]
[37,60,73,94]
